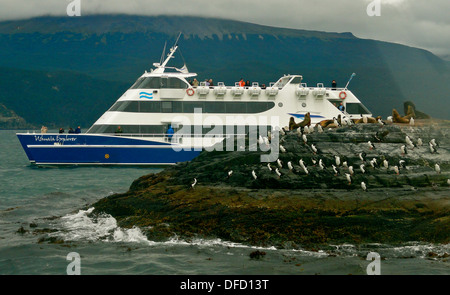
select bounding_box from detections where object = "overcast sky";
[0,0,449,58]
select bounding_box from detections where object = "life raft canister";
[339,91,347,99]
[186,88,195,96]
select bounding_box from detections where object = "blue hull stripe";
[17,134,200,165]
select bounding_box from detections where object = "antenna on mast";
[344,73,356,90]
[159,42,167,64]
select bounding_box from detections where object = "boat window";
[140,101,161,112]
[290,77,302,84]
[345,102,371,115]
[107,101,275,114]
[130,77,189,89]
[87,124,272,135]
[109,101,139,112]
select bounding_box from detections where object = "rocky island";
[92,118,449,249]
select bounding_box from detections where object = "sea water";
[0,130,448,275]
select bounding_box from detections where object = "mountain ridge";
[0,14,448,127]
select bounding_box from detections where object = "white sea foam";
[54,208,450,260]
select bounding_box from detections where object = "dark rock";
[92,120,450,248]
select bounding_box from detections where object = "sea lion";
[392,109,410,123]
[317,119,334,128]
[289,113,311,130]
[355,116,378,124]
[404,101,430,119]
[403,105,416,120]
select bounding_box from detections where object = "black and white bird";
[417,138,423,147]
[429,142,437,154]
[360,164,366,174]
[335,155,341,167]
[359,152,367,162]
[191,178,197,189]
[287,161,294,171]
[299,159,306,170]
[317,124,323,133]
[311,144,318,154]
[342,161,348,168]
[252,170,257,180]
[319,159,325,170]
[258,135,264,146]
[383,159,389,169]
[302,134,308,144]
[361,181,367,191]
[430,138,439,147]
[377,118,386,126]
[302,166,309,175]
[332,164,339,176]
[405,136,415,149]
[280,144,287,153]
[345,173,352,185]
[349,166,354,175]
[227,170,233,178]
[368,141,375,150]
[275,168,281,178]
[333,117,341,127]
[277,159,283,168]
[267,163,273,171]
[393,165,399,175]
[386,116,393,123]
[400,145,407,156]
[435,163,441,174]
[409,117,415,126]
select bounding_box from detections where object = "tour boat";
[17,40,372,166]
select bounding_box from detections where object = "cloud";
[0,0,448,57]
